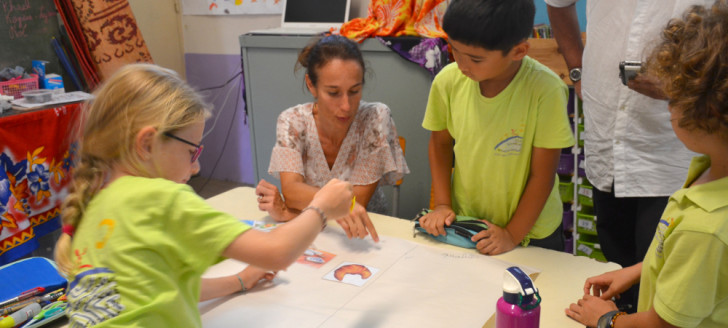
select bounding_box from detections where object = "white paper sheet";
[200,227,539,328]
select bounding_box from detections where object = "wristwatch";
[569,67,582,83]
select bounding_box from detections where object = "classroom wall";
[127,0,185,75]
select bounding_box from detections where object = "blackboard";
[0,0,76,90]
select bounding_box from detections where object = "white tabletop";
[201,187,620,328]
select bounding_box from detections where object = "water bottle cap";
[502,266,541,310]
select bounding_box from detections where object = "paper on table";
[200,228,539,328]
[11,91,92,109]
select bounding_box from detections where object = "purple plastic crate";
[567,88,575,116]
[558,153,575,175]
[564,236,574,254]
[577,154,586,177]
[562,210,574,232]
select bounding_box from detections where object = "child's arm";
[278,172,379,241]
[584,263,642,300]
[222,179,353,271]
[199,266,276,302]
[419,130,456,236]
[472,147,561,255]
[505,146,561,244]
[279,172,378,213]
[566,295,677,328]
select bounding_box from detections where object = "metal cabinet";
[240,34,434,219]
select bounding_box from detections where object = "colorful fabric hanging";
[340,0,449,42]
[0,104,81,265]
[54,0,153,88]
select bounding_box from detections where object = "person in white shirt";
[545,0,709,312]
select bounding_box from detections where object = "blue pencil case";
[413,209,489,249]
[0,257,67,302]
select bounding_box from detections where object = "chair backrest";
[395,136,405,186]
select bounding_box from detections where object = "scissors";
[20,301,67,328]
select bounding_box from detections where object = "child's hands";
[471,221,517,255]
[239,266,277,291]
[336,202,380,242]
[310,179,354,220]
[256,179,290,222]
[584,267,638,300]
[565,294,619,327]
[418,205,456,236]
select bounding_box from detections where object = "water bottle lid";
[502,266,541,310]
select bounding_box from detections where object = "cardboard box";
[42,73,64,92]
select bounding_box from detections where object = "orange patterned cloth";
[69,0,153,82]
[340,0,449,42]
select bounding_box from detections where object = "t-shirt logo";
[494,127,525,156]
[654,216,678,259]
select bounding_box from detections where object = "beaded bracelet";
[302,206,327,230]
[610,311,626,327]
[236,274,247,294]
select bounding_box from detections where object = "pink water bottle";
[495,266,541,328]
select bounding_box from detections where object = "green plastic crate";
[559,181,574,203]
[576,239,607,262]
[576,212,597,235]
[578,184,594,207]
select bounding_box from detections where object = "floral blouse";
[268,101,410,214]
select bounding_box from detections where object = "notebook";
[250,0,351,36]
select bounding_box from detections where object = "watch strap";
[597,310,619,328]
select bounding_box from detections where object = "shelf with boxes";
[557,89,605,261]
[555,89,599,262]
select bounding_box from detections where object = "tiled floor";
[187,176,249,199]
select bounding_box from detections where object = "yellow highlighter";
[350,197,356,213]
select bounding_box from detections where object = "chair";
[391,136,405,217]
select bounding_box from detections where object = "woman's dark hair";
[296,34,366,86]
[443,0,534,54]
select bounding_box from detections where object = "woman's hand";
[565,294,619,327]
[419,205,456,236]
[256,179,291,222]
[471,221,517,255]
[335,202,380,242]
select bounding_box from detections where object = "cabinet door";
[241,35,434,219]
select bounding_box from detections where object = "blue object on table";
[0,257,67,304]
[51,37,83,90]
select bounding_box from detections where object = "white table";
[201,187,619,328]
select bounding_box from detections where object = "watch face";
[570,68,581,82]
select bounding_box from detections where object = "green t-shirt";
[68,176,250,327]
[638,156,728,327]
[422,57,575,243]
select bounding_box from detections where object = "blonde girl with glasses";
[54,63,353,327]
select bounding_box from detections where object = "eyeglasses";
[163,132,204,163]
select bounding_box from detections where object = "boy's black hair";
[443,0,535,54]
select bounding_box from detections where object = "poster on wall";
[181,0,283,15]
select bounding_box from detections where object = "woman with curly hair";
[564,1,728,327]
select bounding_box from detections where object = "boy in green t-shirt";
[566,2,728,327]
[420,0,575,255]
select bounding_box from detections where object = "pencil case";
[0,257,67,303]
[413,209,488,249]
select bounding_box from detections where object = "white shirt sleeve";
[544,0,578,8]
